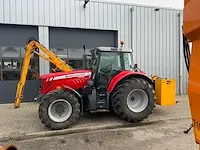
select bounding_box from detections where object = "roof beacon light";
[120,40,124,51]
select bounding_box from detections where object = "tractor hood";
[38,70,92,95]
[39,70,92,81]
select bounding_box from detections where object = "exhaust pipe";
[0,145,17,150]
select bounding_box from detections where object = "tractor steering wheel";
[99,71,108,76]
[112,69,120,74]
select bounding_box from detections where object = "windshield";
[123,52,133,70]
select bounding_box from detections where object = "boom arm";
[14,39,73,108]
[183,0,200,146]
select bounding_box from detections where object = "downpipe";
[178,12,183,95]
[130,7,135,64]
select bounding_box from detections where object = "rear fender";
[107,71,154,93]
[62,85,84,115]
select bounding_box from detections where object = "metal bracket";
[155,8,160,11]
[130,7,134,12]
[83,0,90,8]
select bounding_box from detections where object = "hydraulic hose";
[183,33,191,73]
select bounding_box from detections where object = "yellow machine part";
[14,40,73,108]
[154,78,176,106]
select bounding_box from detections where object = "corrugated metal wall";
[0,0,133,48]
[179,13,189,95]
[0,0,187,94]
[132,6,187,94]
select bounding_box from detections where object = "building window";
[0,47,39,81]
[49,48,68,72]
[67,48,85,70]
[68,59,83,69]
[49,48,90,72]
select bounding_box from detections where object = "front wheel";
[111,78,155,122]
[38,89,80,130]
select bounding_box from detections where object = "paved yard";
[0,95,198,149]
[0,96,191,138]
[1,117,197,150]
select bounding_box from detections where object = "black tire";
[111,77,155,122]
[38,89,80,130]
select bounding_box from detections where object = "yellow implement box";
[155,78,176,106]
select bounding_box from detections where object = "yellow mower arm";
[14,39,73,108]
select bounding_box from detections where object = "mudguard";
[62,85,84,115]
[107,70,154,93]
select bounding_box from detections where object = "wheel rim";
[126,89,149,113]
[48,99,72,123]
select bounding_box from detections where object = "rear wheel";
[38,89,80,130]
[111,78,155,122]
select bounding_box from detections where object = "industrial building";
[0,0,186,103]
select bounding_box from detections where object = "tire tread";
[111,77,155,122]
[38,89,80,130]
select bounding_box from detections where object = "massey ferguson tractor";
[14,38,155,130]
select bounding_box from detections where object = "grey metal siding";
[132,6,184,94]
[38,26,50,75]
[0,0,133,49]
[182,56,188,95]
[179,12,188,95]
[0,0,186,94]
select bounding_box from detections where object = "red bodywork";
[39,70,152,95]
[39,70,92,94]
[107,70,149,92]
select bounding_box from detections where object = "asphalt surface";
[0,95,199,150]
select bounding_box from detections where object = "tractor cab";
[89,47,133,85]
[84,46,143,87]
[83,46,145,112]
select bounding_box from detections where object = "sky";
[96,0,184,9]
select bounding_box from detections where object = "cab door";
[95,52,122,90]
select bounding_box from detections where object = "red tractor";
[37,46,155,130]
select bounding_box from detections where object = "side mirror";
[133,64,142,72]
[130,64,137,70]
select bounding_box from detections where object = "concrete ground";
[1,117,198,150]
[0,95,199,149]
